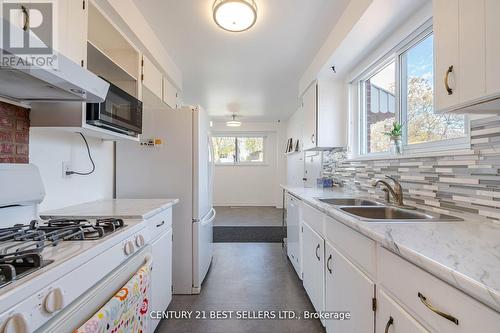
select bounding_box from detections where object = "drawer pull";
[156,221,165,228]
[418,292,459,325]
[384,316,393,333]
[327,254,332,274]
[315,244,320,261]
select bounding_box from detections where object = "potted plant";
[384,122,403,154]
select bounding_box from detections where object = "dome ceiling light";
[226,114,242,127]
[213,0,258,32]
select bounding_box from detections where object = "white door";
[192,106,212,220]
[286,194,300,276]
[151,228,173,331]
[458,0,486,102]
[485,0,500,94]
[302,223,324,315]
[325,243,374,333]
[376,289,429,333]
[433,0,460,111]
[192,208,215,292]
[302,83,317,150]
[142,55,163,100]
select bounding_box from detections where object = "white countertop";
[282,185,500,313]
[41,198,179,220]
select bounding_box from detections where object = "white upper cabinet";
[142,55,163,101]
[56,0,88,66]
[434,0,500,113]
[301,79,347,150]
[163,77,178,110]
[485,0,500,95]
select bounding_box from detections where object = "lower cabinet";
[151,227,173,331]
[377,289,429,333]
[286,194,301,276]
[325,243,375,333]
[302,222,325,315]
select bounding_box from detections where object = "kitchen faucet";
[372,175,408,207]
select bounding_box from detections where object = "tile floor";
[155,243,324,333]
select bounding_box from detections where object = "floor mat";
[213,226,285,243]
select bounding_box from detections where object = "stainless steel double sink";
[316,197,462,222]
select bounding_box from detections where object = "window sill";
[215,163,270,167]
[346,148,475,162]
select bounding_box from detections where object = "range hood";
[0,20,109,104]
[0,53,109,104]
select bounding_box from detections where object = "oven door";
[87,83,143,135]
[38,246,152,333]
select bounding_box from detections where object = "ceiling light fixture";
[226,114,242,127]
[213,0,258,32]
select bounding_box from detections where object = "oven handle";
[37,246,152,333]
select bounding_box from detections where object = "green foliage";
[383,122,403,138]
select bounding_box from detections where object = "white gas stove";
[0,164,151,333]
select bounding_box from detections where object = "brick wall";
[0,102,30,163]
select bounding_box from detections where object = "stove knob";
[3,314,28,333]
[44,288,64,314]
[135,234,145,247]
[124,240,135,255]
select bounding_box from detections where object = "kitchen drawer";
[324,215,376,278]
[286,192,301,207]
[376,289,429,333]
[378,247,500,333]
[301,203,324,237]
[146,208,172,240]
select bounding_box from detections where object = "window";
[212,136,265,164]
[358,23,466,156]
[362,60,397,154]
[401,33,465,146]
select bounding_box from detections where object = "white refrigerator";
[116,105,215,294]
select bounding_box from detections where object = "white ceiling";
[132,0,349,121]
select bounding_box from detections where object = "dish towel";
[74,260,152,333]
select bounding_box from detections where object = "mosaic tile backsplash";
[321,116,500,223]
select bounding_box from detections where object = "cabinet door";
[302,83,317,150]
[458,0,486,102]
[163,77,178,110]
[485,0,500,94]
[325,243,374,333]
[286,194,301,276]
[56,0,87,66]
[302,222,324,314]
[151,228,173,328]
[377,289,429,333]
[142,55,163,100]
[434,0,460,111]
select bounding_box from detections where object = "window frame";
[357,20,470,158]
[212,134,267,166]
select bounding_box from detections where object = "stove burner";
[0,218,126,288]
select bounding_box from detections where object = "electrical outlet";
[62,161,72,178]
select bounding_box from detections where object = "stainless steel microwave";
[86,80,142,136]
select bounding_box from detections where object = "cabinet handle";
[156,221,165,228]
[315,244,320,261]
[21,5,29,31]
[327,254,332,274]
[311,134,315,144]
[444,65,454,95]
[384,316,394,333]
[418,292,459,325]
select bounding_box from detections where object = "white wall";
[211,121,286,207]
[29,129,114,211]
